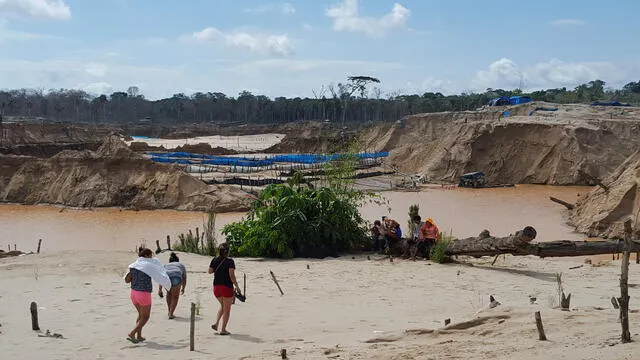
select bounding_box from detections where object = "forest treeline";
[1,78,639,125]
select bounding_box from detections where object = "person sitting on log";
[410,215,426,260]
[370,220,385,251]
[381,216,402,253]
[419,218,440,259]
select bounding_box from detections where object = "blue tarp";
[147,151,390,167]
[591,101,632,107]
[488,96,533,106]
[509,96,532,105]
[488,96,510,106]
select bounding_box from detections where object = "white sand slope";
[0,251,638,359]
[125,134,285,152]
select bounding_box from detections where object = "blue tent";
[488,96,510,106]
[509,96,532,105]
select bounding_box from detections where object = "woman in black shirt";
[208,243,241,335]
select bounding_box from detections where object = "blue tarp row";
[591,101,632,107]
[150,157,192,165]
[147,151,389,166]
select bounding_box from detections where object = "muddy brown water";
[0,185,590,253]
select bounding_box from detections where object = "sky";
[0,0,639,100]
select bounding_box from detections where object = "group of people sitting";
[371,215,440,260]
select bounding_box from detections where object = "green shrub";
[430,234,454,264]
[222,183,372,259]
[173,210,217,256]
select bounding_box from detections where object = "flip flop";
[211,324,218,331]
[126,337,140,344]
[218,331,230,336]
[136,337,146,342]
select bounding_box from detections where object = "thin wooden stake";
[243,273,246,297]
[270,270,284,296]
[190,302,196,351]
[619,220,632,343]
[37,239,42,254]
[166,235,171,250]
[534,311,547,341]
[155,240,161,254]
[13,244,16,251]
[30,301,40,331]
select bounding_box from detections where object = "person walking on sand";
[124,247,171,344]
[158,252,187,319]
[208,243,242,336]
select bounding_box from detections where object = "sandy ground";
[1,251,639,360]
[125,134,285,152]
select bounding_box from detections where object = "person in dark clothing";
[208,243,241,335]
[371,220,384,250]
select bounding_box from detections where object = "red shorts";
[130,290,152,307]
[213,285,234,298]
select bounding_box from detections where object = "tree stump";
[30,302,40,331]
[534,311,547,341]
[618,220,632,343]
[190,302,196,351]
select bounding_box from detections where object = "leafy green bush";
[222,182,371,259]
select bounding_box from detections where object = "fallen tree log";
[446,227,640,258]
[549,196,575,210]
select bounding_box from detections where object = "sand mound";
[0,136,252,211]
[571,150,640,238]
[360,103,640,185]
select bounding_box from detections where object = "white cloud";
[473,58,626,90]
[244,2,295,15]
[282,3,295,14]
[551,19,586,26]
[190,27,294,56]
[325,0,410,37]
[0,0,71,20]
[0,20,54,41]
[85,62,108,77]
[78,81,113,95]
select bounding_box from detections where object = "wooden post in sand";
[166,235,171,251]
[534,311,546,341]
[618,220,632,343]
[37,239,42,254]
[30,301,40,331]
[190,302,196,351]
[270,270,284,296]
[155,240,161,254]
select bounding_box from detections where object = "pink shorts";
[213,285,234,298]
[130,290,152,307]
